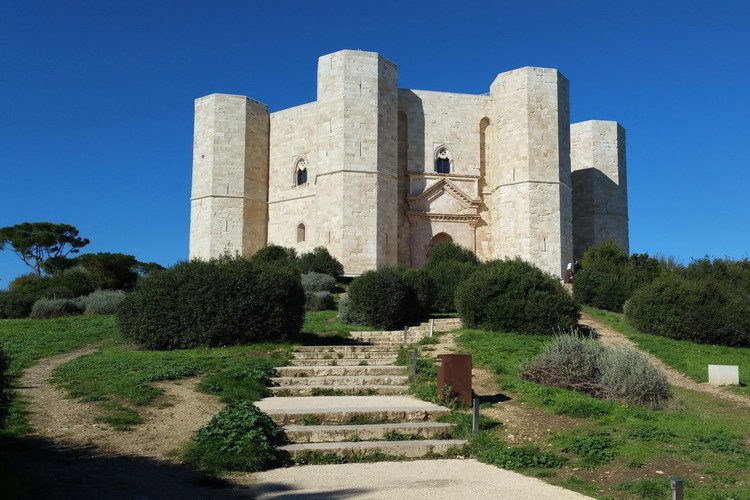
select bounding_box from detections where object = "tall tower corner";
[189,93,270,260]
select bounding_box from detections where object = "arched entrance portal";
[426,232,453,261]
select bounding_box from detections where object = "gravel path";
[580,312,750,408]
[18,345,224,459]
[245,459,592,499]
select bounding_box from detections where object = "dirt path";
[579,312,750,408]
[18,345,224,460]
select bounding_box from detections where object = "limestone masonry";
[189,50,628,277]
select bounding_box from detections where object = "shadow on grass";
[0,435,371,499]
[476,393,512,404]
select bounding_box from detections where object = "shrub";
[5,268,93,305]
[573,242,664,312]
[305,291,334,311]
[82,290,126,315]
[183,401,284,471]
[338,295,366,325]
[347,268,410,329]
[600,347,671,408]
[347,267,434,329]
[522,334,671,408]
[299,247,344,278]
[117,256,305,350]
[44,268,94,299]
[301,272,336,293]
[30,298,84,319]
[625,275,750,346]
[78,252,139,290]
[399,268,435,322]
[426,242,479,266]
[681,257,750,295]
[0,346,9,429]
[250,244,299,270]
[456,258,579,334]
[522,333,604,396]
[425,260,477,312]
[0,290,35,319]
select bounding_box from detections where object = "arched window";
[435,147,451,174]
[295,158,308,186]
[426,232,453,260]
[297,223,306,243]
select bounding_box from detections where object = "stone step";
[287,357,398,366]
[256,396,451,425]
[270,385,410,396]
[271,375,409,387]
[283,422,454,443]
[292,352,400,360]
[295,345,401,353]
[276,365,406,377]
[278,439,467,459]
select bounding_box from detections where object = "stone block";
[708,365,740,386]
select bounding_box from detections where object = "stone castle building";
[189,50,628,277]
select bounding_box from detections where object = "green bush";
[625,275,750,346]
[5,268,94,304]
[0,346,9,429]
[523,334,671,408]
[681,257,750,295]
[299,247,344,278]
[426,242,479,266]
[0,291,35,319]
[338,295,366,325]
[183,401,284,471]
[600,347,671,408]
[305,291,334,311]
[117,256,305,350]
[301,272,336,293]
[78,252,139,290]
[347,267,433,329]
[30,298,84,319]
[425,260,477,312]
[573,242,664,312]
[250,244,299,269]
[455,258,579,334]
[400,268,435,321]
[81,290,126,315]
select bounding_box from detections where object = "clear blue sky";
[1,0,749,285]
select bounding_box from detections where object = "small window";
[435,147,451,174]
[295,158,308,186]
[297,223,306,243]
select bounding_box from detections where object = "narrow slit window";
[297,223,306,243]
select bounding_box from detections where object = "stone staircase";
[255,318,466,461]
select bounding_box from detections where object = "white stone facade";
[189,50,628,277]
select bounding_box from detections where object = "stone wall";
[268,102,318,253]
[485,67,573,277]
[189,94,269,259]
[189,50,627,279]
[570,120,628,258]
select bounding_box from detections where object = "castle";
[189,50,628,277]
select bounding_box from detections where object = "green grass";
[51,332,291,428]
[0,315,119,435]
[299,309,372,339]
[585,306,750,397]
[455,327,750,498]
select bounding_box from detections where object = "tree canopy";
[0,222,90,275]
